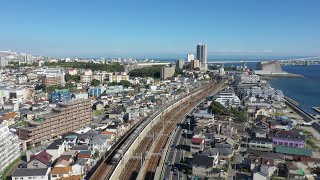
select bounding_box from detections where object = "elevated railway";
[88,80,220,180]
[117,80,226,180]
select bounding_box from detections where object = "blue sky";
[0,0,320,58]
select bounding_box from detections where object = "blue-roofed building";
[49,89,71,103]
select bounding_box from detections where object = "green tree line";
[44,61,124,72]
[129,66,163,78]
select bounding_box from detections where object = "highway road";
[163,116,192,180]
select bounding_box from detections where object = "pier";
[312,107,320,113]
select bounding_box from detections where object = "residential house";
[72,159,89,176]
[12,168,51,180]
[272,130,305,148]
[191,136,205,153]
[27,151,52,169]
[192,154,220,178]
[93,101,104,111]
[50,166,72,180]
[248,137,273,152]
[46,139,65,161]
[76,150,91,159]
[90,134,112,153]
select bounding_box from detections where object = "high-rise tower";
[196,44,207,64]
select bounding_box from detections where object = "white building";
[108,72,129,82]
[239,74,260,84]
[215,89,241,108]
[0,120,21,173]
[187,54,195,62]
[0,56,8,67]
[12,168,51,180]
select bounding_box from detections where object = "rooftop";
[12,168,49,177]
[275,146,312,157]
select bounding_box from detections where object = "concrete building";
[0,120,21,173]
[197,44,207,64]
[187,54,195,62]
[239,74,260,84]
[191,59,201,70]
[160,66,175,80]
[215,89,241,108]
[196,44,208,71]
[176,59,185,69]
[38,68,65,86]
[108,72,129,82]
[88,86,106,97]
[0,56,8,67]
[255,60,284,75]
[18,99,92,148]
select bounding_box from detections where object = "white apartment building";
[0,120,20,173]
[108,72,129,82]
[215,89,241,108]
[239,74,260,83]
[187,54,195,62]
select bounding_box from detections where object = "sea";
[157,59,320,114]
[269,65,320,114]
[215,61,320,114]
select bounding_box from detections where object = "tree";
[129,66,163,78]
[91,79,101,87]
[209,101,227,115]
[109,80,131,88]
[65,74,80,82]
[44,61,124,72]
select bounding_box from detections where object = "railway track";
[89,79,223,180]
[119,98,187,179]
[119,80,224,180]
[141,80,225,180]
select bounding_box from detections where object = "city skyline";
[0,0,320,57]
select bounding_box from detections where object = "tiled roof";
[191,137,204,144]
[29,150,52,165]
[50,166,72,174]
[275,146,312,157]
[13,168,49,177]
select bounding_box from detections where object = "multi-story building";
[214,89,241,108]
[239,74,260,84]
[160,66,175,80]
[0,56,8,67]
[108,72,129,82]
[176,59,185,69]
[0,120,20,173]
[42,74,65,86]
[49,89,72,103]
[37,68,65,86]
[191,59,200,70]
[80,75,92,83]
[187,54,195,62]
[18,99,92,149]
[88,86,106,97]
[272,130,305,148]
[196,43,208,71]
